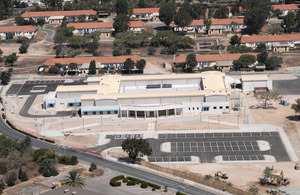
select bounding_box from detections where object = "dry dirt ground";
[3,163,103,195]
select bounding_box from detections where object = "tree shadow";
[286,115,300,121]
[249,104,277,110]
[117,157,142,165]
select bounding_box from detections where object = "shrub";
[204,174,212,180]
[140,181,148,188]
[2,113,5,120]
[152,187,156,191]
[148,182,161,189]
[176,192,186,195]
[109,175,124,186]
[113,48,122,56]
[6,172,17,186]
[148,47,156,55]
[0,162,8,174]
[0,180,4,194]
[70,156,78,165]
[38,158,59,177]
[33,148,56,163]
[160,48,166,54]
[122,178,128,183]
[19,167,28,181]
[126,180,136,186]
[49,66,60,74]
[89,163,97,172]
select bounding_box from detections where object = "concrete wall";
[242,80,273,91]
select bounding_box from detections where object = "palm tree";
[64,170,85,188]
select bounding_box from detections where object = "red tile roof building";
[271,4,299,11]
[44,55,141,67]
[0,26,37,40]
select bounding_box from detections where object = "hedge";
[140,182,148,188]
[126,180,136,186]
[2,113,5,119]
[109,175,124,187]
[176,192,186,195]
[122,178,128,183]
[127,176,161,189]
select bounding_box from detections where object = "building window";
[68,103,74,107]
[84,112,88,115]
[100,111,103,115]
[202,107,209,111]
[213,106,217,109]
[188,107,191,110]
[226,106,229,109]
[197,107,199,110]
[193,107,195,110]
[219,106,223,109]
[48,103,55,108]
[107,111,111,114]
[114,110,118,114]
[93,111,96,115]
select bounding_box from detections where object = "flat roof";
[241,74,269,81]
[58,72,228,100]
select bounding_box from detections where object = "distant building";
[174,19,246,35]
[0,26,37,40]
[131,8,160,22]
[174,53,258,69]
[21,10,97,24]
[43,55,141,72]
[241,75,272,91]
[241,34,300,52]
[67,21,146,38]
[271,4,299,16]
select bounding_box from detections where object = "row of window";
[188,106,229,111]
[83,110,118,115]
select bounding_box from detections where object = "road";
[0,117,217,195]
[40,28,55,43]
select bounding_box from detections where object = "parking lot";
[100,131,290,163]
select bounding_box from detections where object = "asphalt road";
[97,132,290,163]
[0,118,217,195]
[273,78,300,95]
[40,28,55,43]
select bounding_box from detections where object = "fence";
[141,161,251,195]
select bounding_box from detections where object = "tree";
[33,148,56,163]
[0,162,7,174]
[243,0,270,34]
[255,43,267,53]
[88,60,96,74]
[138,0,145,8]
[0,71,12,85]
[0,49,2,56]
[185,53,197,72]
[6,32,13,40]
[64,170,85,188]
[5,53,18,66]
[6,172,17,186]
[254,91,281,109]
[113,14,130,34]
[123,58,135,73]
[86,42,99,54]
[264,56,283,70]
[49,66,60,74]
[283,12,296,33]
[0,0,14,19]
[159,2,177,28]
[291,98,300,115]
[136,59,146,71]
[68,63,77,70]
[122,138,152,161]
[213,6,228,19]
[70,156,78,165]
[54,27,74,44]
[0,179,4,194]
[257,51,268,64]
[248,185,259,195]
[174,9,193,29]
[273,9,283,17]
[19,42,29,54]
[38,158,59,177]
[148,47,156,55]
[233,54,256,71]
[78,14,86,23]
[19,166,28,181]
[37,18,45,26]
[89,163,97,172]
[230,35,241,46]
[115,0,128,15]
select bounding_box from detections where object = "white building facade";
[0,26,37,40]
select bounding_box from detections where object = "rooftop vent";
[72,191,77,195]
[64,189,69,193]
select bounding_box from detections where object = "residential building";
[131,8,160,22]
[0,26,37,40]
[67,21,146,38]
[271,4,299,16]
[21,10,97,24]
[174,53,258,69]
[43,72,232,118]
[43,55,141,72]
[241,34,300,52]
[174,18,246,35]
